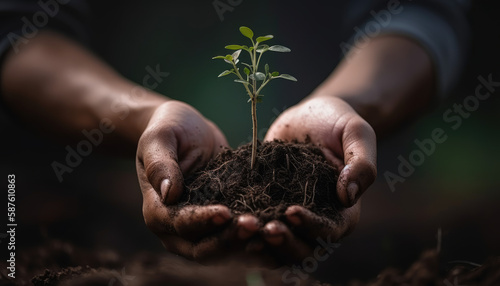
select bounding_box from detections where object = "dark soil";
[348,250,500,286]
[180,140,343,223]
[8,240,499,286]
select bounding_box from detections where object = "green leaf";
[234,79,249,84]
[256,35,274,43]
[269,45,291,52]
[251,72,266,81]
[244,67,250,75]
[271,71,279,77]
[225,45,244,50]
[256,96,263,103]
[212,55,226,60]
[232,50,242,61]
[256,45,269,53]
[239,26,254,39]
[224,54,233,64]
[276,74,297,81]
[218,70,233,77]
[265,64,269,75]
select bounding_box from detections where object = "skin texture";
[0,31,434,265]
[260,36,434,259]
[136,100,265,262]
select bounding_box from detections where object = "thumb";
[138,128,184,205]
[336,118,377,207]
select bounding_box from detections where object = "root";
[303,180,309,206]
[182,140,341,223]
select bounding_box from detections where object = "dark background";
[0,0,499,283]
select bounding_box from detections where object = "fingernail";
[287,214,302,226]
[264,225,285,245]
[347,182,359,206]
[160,179,171,203]
[264,222,285,236]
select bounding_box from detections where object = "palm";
[136,101,262,262]
[260,96,376,263]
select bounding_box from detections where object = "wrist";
[310,87,387,134]
[310,36,435,135]
[1,31,169,147]
[101,83,169,144]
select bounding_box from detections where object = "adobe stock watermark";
[384,73,499,192]
[7,0,72,53]
[340,0,406,59]
[213,0,244,22]
[51,65,170,182]
[281,236,340,285]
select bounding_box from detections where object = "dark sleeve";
[0,0,90,92]
[341,0,471,99]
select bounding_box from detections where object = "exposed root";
[181,140,341,223]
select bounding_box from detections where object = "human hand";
[262,95,376,263]
[136,101,261,262]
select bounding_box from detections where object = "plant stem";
[256,51,264,70]
[250,41,259,169]
[232,58,258,169]
[232,62,253,98]
[251,97,257,169]
[256,78,271,95]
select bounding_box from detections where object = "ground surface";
[1,240,499,285]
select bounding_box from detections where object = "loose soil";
[12,241,499,286]
[180,140,343,223]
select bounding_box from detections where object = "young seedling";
[213,26,297,169]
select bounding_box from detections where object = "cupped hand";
[262,95,377,264]
[136,100,261,262]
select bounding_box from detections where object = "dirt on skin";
[180,140,343,223]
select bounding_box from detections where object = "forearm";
[0,31,167,149]
[312,36,435,136]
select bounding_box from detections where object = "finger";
[236,214,260,240]
[207,119,231,155]
[190,220,254,262]
[321,147,346,172]
[173,205,232,241]
[140,180,172,235]
[178,215,264,265]
[336,118,377,207]
[155,219,240,261]
[178,148,206,176]
[285,205,360,240]
[262,220,313,264]
[284,206,342,242]
[138,128,184,205]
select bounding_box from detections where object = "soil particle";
[180,141,343,223]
